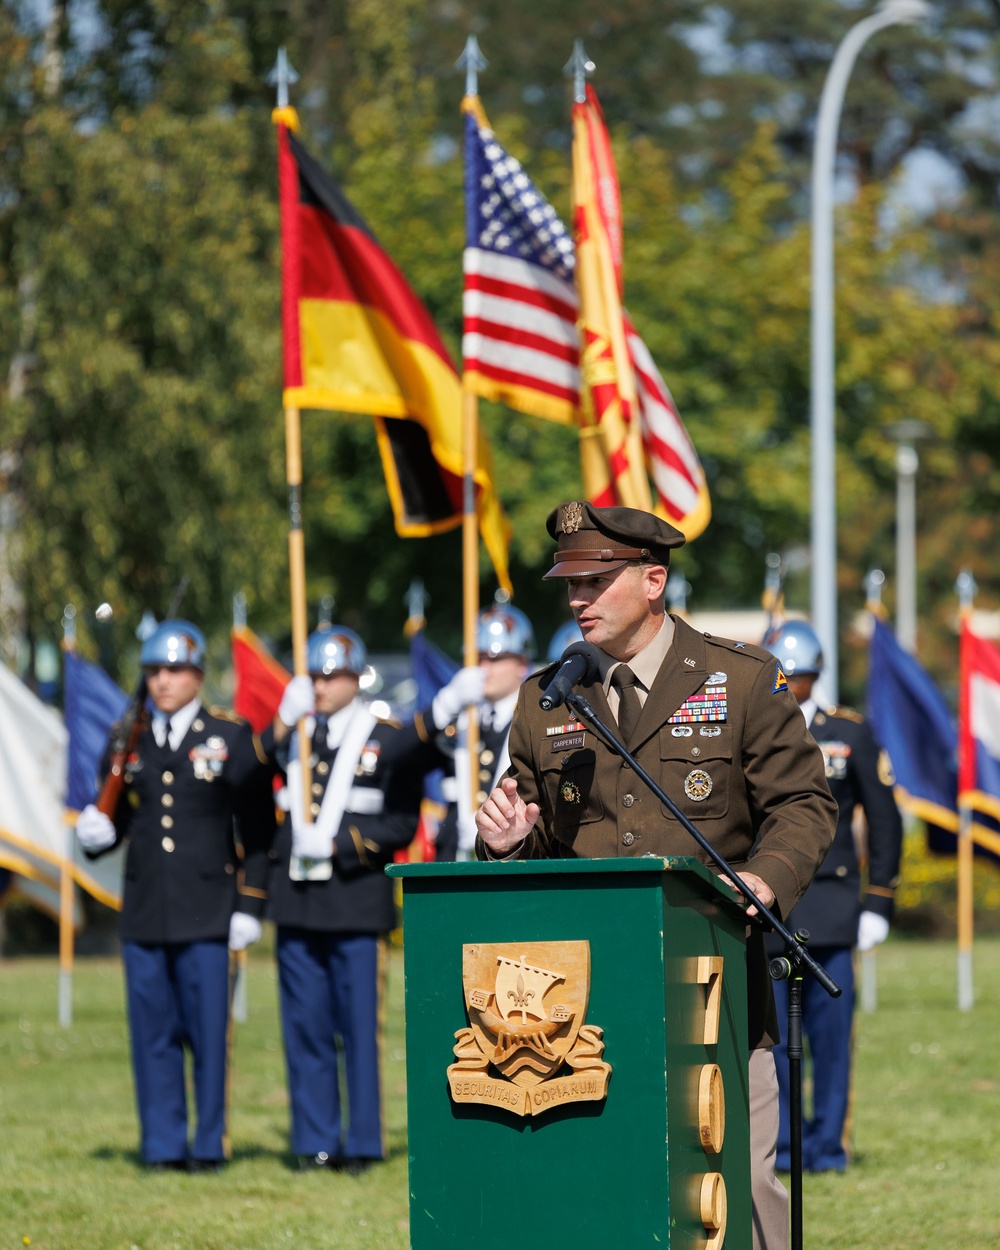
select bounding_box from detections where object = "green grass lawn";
[1,937,998,1249]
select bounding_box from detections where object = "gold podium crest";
[447,941,611,1118]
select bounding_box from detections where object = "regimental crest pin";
[560,780,581,804]
[448,942,611,1119]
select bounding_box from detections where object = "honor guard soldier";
[433,601,536,861]
[547,619,584,665]
[762,619,903,1173]
[75,619,275,1172]
[475,502,838,1250]
[268,623,456,1173]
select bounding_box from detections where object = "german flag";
[275,111,511,591]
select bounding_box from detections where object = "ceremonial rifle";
[94,672,149,820]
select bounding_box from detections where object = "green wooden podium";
[386,857,752,1250]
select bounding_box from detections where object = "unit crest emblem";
[447,941,611,1118]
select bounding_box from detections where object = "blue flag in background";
[64,649,129,812]
[408,631,459,813]
[867,616,960,851]
[409,630,458,709]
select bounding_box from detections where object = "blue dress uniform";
[767,704,903,1172]
[268,704,440,1166]
[96,705,275,1166]
[435,709,514,862]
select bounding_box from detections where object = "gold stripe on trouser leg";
[222,948,244,1161]
[376,935,388,1158]
[843,950,859,1163]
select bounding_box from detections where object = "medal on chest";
[189,735,228,781]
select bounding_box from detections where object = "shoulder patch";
[826,705,864,724]
[772,662,788,694]
[208,706,246,725]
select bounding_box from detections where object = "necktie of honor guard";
[313,714,330,751]
[611,664,641,742]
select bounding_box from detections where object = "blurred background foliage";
[2,1,1000,704]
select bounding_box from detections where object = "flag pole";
[860,570,887,1014]
[285,402,314,823]
[457,36,488,835]
[956,568,977,1011]
[269,49,313,821]
[59,602,77,1029]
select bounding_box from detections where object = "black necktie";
[313,714,329,749]
[611,664,641,741]
[163,717,174,749]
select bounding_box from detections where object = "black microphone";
[539,641,601,711]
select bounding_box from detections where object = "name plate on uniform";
[289,854,334,882]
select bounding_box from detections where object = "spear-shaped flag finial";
[864,568,885,611]
[956,568,978,615]
[267,46,299,110]
[564,38,595,104]
[456,34,487,97]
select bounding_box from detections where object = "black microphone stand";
[561,688,840,1250]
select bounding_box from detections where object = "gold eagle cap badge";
[448,941,611,1118]
[560,501,584,533]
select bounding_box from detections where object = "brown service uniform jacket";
[478,615,837,1049]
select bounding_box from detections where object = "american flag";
[462,100,580,423]
[461,98,710,540]
[626,316,710,537]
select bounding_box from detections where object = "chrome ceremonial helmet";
[547,619,584,664]
[139,619,206,670]
[762,619,824,676]
[477,604,536,661]
[307,624,367,677]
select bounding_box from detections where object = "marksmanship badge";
[447,941,611,1118]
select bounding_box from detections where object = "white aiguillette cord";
[287,701,377,850]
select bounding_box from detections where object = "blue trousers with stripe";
[276,928,386,1161]
[771,945,856,1173]
[122,939,231,1164]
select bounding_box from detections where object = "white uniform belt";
[345,787,384,815]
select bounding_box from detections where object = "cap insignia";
[560,501,584,534]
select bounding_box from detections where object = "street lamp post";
[810,0,929,699]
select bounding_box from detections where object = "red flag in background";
[232,626,290,733]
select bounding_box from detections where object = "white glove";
[278,674,315,726]
[76,804,117,852]
[292,822,334,861]
[431,667,486,729]
[228,913,263,952]
[857,910,890,952]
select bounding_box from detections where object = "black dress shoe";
[187,1158,225,1173]
[343,1157,376,1176]
[298,1152,341,1171]
[145,1160,188,1172]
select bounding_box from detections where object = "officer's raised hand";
[475,777,539,856]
